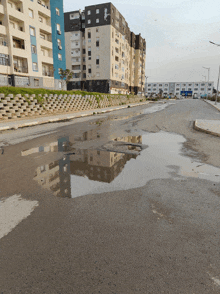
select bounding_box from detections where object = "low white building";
[145,82,214,97]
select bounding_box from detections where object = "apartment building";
[146,82,214,97]
[0,0,66,89]
[64,3,146,94]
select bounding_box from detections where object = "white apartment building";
[0,0,66,89]
[64,3,146,94]
[146,82,214,97]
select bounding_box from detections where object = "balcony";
[0,4,4,15]
[10,27,25,40]
[41,55,53,64]
[0,37,9,54]
[38,21,52,34]
[0,24,6,35]
[13,56,28,74]
[39,38,52,50]
[38,1,51,18]
[7,5,24,22]
[13,65,28,74]
[42,63,54,77]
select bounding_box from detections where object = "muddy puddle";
[21,132,220,199]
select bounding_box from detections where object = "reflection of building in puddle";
[34,149,137,198]
[21,137,71,156]
[34,155,71,198]
[114,135,142,144]
[78,130,101,141]
[70,149,137,183]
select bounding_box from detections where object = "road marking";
[0,195,38,239]
[212,277,220,286]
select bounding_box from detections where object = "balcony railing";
[0,38,7,47]
[42,70,54,77]
[14,66,28,73]
[37,1,50,10]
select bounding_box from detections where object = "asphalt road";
[0,99,220,293]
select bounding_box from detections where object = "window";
[87,10,91,15]
[32,62,38,71]
[83,57,86,62]
[96,9,99,14]
[34,79,39,87]
[201,88,204,90]
[88,47,91,56]
[96,38,99,47]
[39,16,43,23]
[97,73,100,77]
[88,19,91,24]
[30,27,35,36]
[83,65,86,70]
[96,56,99,65]
[29,9,33,18]
[96,19,99,23]
[58,53,62,60]
[40,33,45,39]
[96,28,99,33]
[83,73,86,78]
[57,24,61,34]
[194,88,198,90]
[88,31,91,38]
[59,81,62,89]
[83,49,86,54]
[31,45,37,54]
[88,66,91,74]
[56,8,60,16]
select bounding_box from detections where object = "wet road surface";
[0,99,220,293]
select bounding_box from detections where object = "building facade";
[0,0,66,89]
[64,3,146,94]
[146,82,214,97]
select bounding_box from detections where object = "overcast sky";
[64,0,220,86]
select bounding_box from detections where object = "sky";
[64,0,220,86]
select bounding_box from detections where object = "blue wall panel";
[30,27,38,70]
[50,0,66,80]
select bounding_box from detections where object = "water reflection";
[34,150,137,198]
[29,135,141,198]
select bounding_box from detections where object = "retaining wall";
[0,93,144,120]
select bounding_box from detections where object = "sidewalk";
[205,99,220,112]
[0,101,150,132]
[194,119,220,137]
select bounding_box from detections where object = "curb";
[193,120,220,138]
[0,101,149,132]
[204,100,220,112]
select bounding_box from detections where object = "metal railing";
[14,66,28,73]
[42,70,54,77]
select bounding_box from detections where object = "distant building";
[0,0,66,89]
[64,3,146,94]
[145,82,214,97]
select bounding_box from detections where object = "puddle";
[30,132,220,199]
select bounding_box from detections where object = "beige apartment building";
[0,0,66,89]
[64,2,146,94]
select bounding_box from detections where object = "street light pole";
[145,76,150,97]
[215,65,220,105]
[203,67,210,99]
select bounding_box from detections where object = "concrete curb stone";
[0,101,149,132]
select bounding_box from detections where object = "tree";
[59,69,74,90]
[159,89,163,98]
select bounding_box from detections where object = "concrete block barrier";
[0,92,146,120]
